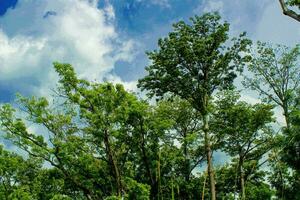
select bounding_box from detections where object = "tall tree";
[212,91,274,200]
[0,63,152,199]
[214,163,273,200]
[54,62,153,198]
[138,13,251,200]
[244,42,300,199]
[125,98,171,199]
[244,42,300,130]
[155,97,205,199]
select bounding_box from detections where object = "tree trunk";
[140,128,155,185]
[283,104,290,131]
[240,172,245,200]
[157,148,162,200]
[239,157,246,200]
[203,113,216,200]
[139,123,158,199]
[104,129,122,196]
[140,132,158,199]
[183,131,190,182]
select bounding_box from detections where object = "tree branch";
[279,0,300,22]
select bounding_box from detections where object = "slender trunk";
[140,133,158,199]
[171,176,175,200]
[183,131,190,182]
[203,113,216,200]
[202,168,208,200]
[283,104,290,131]
[157,148,162,200]
[104,129,122,196]
[139,123,157,199]
[141,145,155,184]
[140,130,155,186]
[239,157,245,200]
[241,173,245,200]
[278,164,285,200]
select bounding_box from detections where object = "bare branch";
[279,0,300,22]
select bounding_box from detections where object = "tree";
[268,150,300,200]
[244,42,300,130]
[212,91,274,199]
[138,13,251,200]
[0,63,152,199]
[281,89,300,171]
[0,145,40,199]
[124,97,171,199]
[155,97,205,199]
[214,163,273,200]
[279,0,300,22]
[244,42,300,198]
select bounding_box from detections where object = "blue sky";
[0,0,299,103]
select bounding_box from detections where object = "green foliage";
[104,196,121,200]
[213,90,275,157]
[288,0,300,8]
[50,194,72,200]
[244,42,300,128]
[138,13,251,113]
[8,187,33,200]
[281,90,300,170]
[123,177,150,200]
[245,182,273,200]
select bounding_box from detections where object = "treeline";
[0,13,299,200]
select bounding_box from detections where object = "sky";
[0,0,300,164]
[0,0,300,102]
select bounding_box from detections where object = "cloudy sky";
[0,0,299,104]
[1,0,299,165]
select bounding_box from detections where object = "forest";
[0,3,300,200]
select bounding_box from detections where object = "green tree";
[244,42,300,199]
[282,90,300,171]
[268,150,300,200]
[124,98,171,199]
[244,42,300,130]
[212,91,274,200]
[138,13,251,200]
[155,97,205,199]
[0,63,152,199]
[214,163,273,200]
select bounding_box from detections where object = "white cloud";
[239,94,261,105]
[105,74,138,92]
[0,0,137,97]
[152,0,170,8]
[204,0,224,13]
[0,31,47,80]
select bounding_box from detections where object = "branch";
[279,0,300,22]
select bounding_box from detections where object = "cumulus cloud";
[0,31,47,80]
[0,0,136,98]
[202,0,224,13]
[151,0,170,8]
